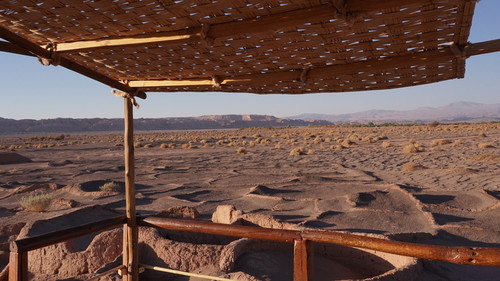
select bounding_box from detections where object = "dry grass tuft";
[381,141,392,148]
[431,139,452,146]
[452,140,463,147]
[236,147,246,154]
[99,181,122,192]
[290,147,306,156]
[20,191,54,212]
[182,143,196,149]
[403,143,424,154]
[401,162,425,171]
[478,143,494,149]
[341,139,356,147]
[473,154,500,162]
[330,144,343,150]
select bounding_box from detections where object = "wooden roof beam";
[52,29,200,52]
[0,41,35,56]
[127,37,500,90]
[126,47,456,89]
[49,0,436,52]
[0,25,146,99]
[465,39,500,57]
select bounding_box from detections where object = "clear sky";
[1,1,499,120]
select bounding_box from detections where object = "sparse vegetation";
[478,143,494,149]
[99,181,122,192]
[20,191,54,212]
[401,162,425,171]
[431,139,452,146]
[290,147,306,156]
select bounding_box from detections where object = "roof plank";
[126,47,455,89]
[50,0,437,52]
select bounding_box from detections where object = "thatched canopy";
[1,0,498,97]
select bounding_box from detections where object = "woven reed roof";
[0,0,498,97]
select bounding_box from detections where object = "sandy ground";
[0,123,499,280]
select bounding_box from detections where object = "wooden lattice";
[0,0,481,94]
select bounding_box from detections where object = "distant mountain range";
[289,101,500,124]
[0,115,330,135]
[0,102,498,135]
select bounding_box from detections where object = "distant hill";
[289,102,500,124]
[0,115,331,135]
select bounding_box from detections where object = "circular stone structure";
[218,238,420,281]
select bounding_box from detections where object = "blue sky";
[1,1,499,120]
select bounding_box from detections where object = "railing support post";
[8,245,27,281]
[293,239,313,281]
[123,97,139,281]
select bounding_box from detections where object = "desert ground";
[0,122,499,281]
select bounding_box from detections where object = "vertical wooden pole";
[293,239,313,281]
[8,248,27,281]
[123,97,139,281]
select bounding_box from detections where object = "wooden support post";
[293,239,313,281]
[8,249,27,281]
[123,97,139,281]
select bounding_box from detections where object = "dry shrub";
[401,162,425,171]
[99,181,122,192]
[159,143,168,149]
[182,143,196,149]
[236,147,246,154]
[134,142,143,148]
[143,143,153,148]
[381,141,392,148]
[341,139,356,147]
[431,139,452,146]
[20,191,54,212]
[452,140,463,147]
[331,144,343,150]
[403,143,424,154]
[478,132,487,138]
[478,143,494,149]
[290,147,306,156]
[428,121,440,127]
[313,136,324,144]
[274,144,282,150]
[473,154,500,162]
[307,149,315,155]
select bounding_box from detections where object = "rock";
[211,205,243,225]
[157,206,200,219]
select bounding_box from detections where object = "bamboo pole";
[293,239,312,281]
[0,263,8,281]
[123,97,139,281]
[8,251,26,281]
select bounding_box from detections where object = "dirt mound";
[248,185,285,196]
[0,152,32,164]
